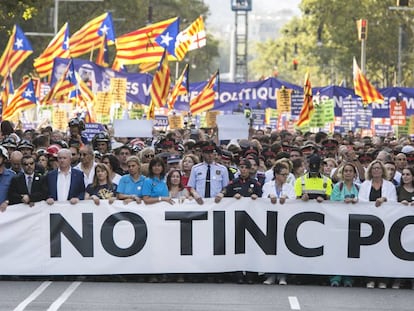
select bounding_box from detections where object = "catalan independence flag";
[353,57,384,106]
[70,12,115,58]
[295,71,314,127]
[190,70,218,115]
[114,17,177,66]
[2,78,37,121]
[149,50,171,108]
[34,23,70,78]
[42,59,77,103]
[0,25,33,77]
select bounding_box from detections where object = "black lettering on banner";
[348,214,384,258]
[101,212,147,257]
[284,212,324,257]
[213,211,225,255]
[165,211,208,255]
[50,213,94,258]
[389,216,414,261]
[235,211,277,255]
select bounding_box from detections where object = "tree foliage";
[250,0,414,87]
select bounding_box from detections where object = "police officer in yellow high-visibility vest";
[294,154,332,202]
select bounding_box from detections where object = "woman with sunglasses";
[139,147,155,164]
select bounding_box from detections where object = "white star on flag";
[100,24,109,35]
[24,88,33,98]
[67,69,74,79]
[63,37,69,50]
[15,38,23,49]
[160,32,173,46]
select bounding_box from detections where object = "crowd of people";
[0,118,413,288]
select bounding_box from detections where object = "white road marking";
[46,281,82,311]
[13,281,52,311]
[288,296,301,310]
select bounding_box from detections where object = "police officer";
[215,158,262,284]
[215,158,262,201]
[188,141,229,199]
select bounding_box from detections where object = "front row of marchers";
[0,141,412,289]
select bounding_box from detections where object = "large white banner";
[1,199,413,277]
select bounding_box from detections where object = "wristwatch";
[158,196,162,202]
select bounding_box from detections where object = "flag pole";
[175,61,179,80]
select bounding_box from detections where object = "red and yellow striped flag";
[34,23,70,78]
[115,17,177,65]
[2,78,37,121]
[175,16,205,61]
[42,60,77,104]
[139,62,158,73]
[149,50,171,108]
[0,25,33,77]
[295,71,314,127]
[69,12,115,58]
[168,64,189,110]
[1,71,14,111]
[190,71,218,115]
[353,57,384,106]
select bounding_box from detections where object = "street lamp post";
[54,0,104,34]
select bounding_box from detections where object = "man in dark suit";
[8,155,48,206]
[46,148,85,205]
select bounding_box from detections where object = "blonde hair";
[365,160,388,180]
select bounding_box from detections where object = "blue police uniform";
[188,162,229,198]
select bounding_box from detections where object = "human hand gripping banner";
[0,199,413,277]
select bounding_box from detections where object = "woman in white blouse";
[358,160,397,207]
[262,162,295,286]
[358,159,397,289]
[262,162,296,204]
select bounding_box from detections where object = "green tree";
[250,0,414,87]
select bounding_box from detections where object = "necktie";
[27,176,33,194]
[205,164,211,198]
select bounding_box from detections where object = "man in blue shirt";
[0,146,15,211]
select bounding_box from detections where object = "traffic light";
[397,0,409,6]
[293,59,299,71]
[357,19,368,41]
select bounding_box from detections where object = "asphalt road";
[1,278,413,311]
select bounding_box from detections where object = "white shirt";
[265,169,296,187]
[262,180,296,199]
[74,162,97,187]
[57,168,72,201]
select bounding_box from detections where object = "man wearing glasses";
[8,155,48,206]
